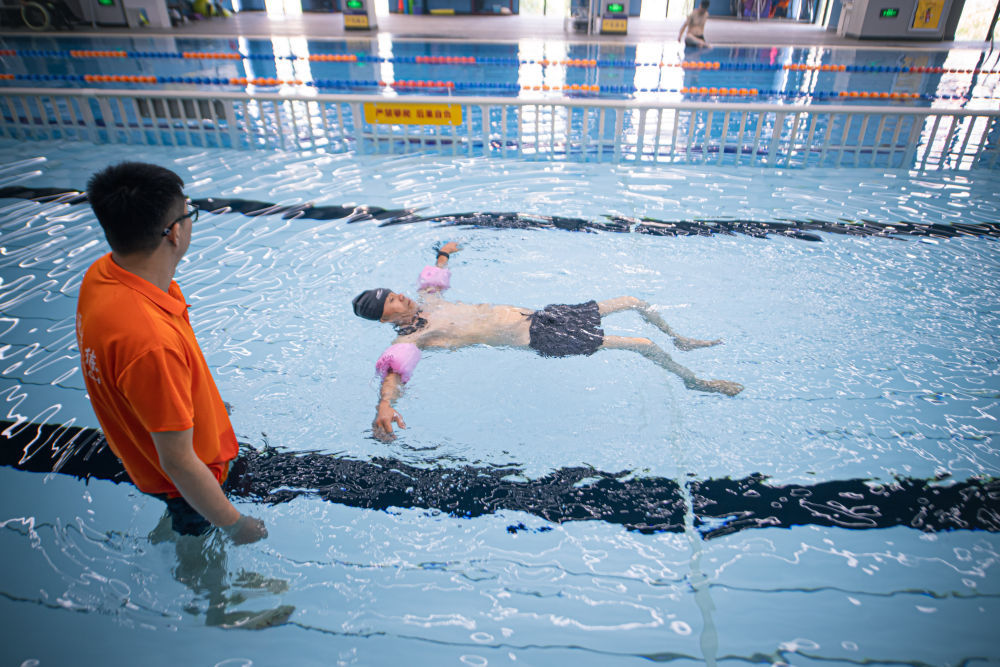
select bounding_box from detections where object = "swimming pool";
[0,133,998,664]
[4,32,998,178]
[3,33,999,105]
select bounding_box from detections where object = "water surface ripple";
[0,140,997,665]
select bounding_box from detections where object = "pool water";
[3,34,999,105]
[0,137,998,664]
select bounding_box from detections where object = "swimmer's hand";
[221,513,268,546]
[373,400,406,442]
[439,241,460,255]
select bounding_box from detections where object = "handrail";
[4,86,1000,116]
[1,87,998,170]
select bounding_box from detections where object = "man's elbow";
[156,452,193,481]
[153,439,199,478]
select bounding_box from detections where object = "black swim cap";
[352,288,391,321]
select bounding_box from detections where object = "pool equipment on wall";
[74,0,170,26]
[343,0,376,29]
[837,0,953,39]
[598,0,628,33]
[0,0,57,29]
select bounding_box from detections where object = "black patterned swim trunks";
[528,301,604,358]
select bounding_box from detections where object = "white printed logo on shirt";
[77,314,102,386]
[83,347,102,385]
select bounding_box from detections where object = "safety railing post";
[769,112,785,167]
[96,97,117,144]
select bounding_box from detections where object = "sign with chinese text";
[363,103,463,126]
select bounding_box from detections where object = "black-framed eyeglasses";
[163,203,199,236]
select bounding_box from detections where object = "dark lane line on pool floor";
[3,187,999,242]
[2,419,997,539]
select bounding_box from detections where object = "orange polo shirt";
[75,253,238,496]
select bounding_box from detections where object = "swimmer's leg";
[601,335,743,396]
[597,297,722,351]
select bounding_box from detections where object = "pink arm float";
[418,265,451,292]
[375,343,421,384]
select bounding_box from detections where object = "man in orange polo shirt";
[77,162,266,544]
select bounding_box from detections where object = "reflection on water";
[1,144,998,483]
[1,34,997,106]
[148,513,295,630]
[4,418,999,537]
[0,140,998,664]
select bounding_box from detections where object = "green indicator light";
[606,3,624,11]
[879,7,898,17]
[346,0,364,8]
[97,0,115,6]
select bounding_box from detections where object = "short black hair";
[700,0,709,7]
[86,162,184,255]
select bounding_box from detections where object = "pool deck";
[0,10,991,51]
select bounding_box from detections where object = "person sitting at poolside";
[679,0,711,48]
[352,242,743,440]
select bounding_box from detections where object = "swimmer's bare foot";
[673,336,722,351]
[688,379,744,396]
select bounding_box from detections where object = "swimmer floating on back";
[353,242,743,441]
[679,0,711,48]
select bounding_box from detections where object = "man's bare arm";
[436,241,459,267]
[373,372,406,440]
[151,429,267,544]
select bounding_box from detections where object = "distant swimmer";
[352,242,743,440]
[679,0,711,48]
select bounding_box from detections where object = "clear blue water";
[0,136,998,664]
[2,34,998,106]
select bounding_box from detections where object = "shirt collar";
[100,253,189,317]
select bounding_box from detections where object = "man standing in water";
[77,162,266,544]
[678,0,711,48]
[352,243,743,440]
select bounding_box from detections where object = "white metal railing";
[1,87,998,170]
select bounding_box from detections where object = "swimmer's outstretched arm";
[371,342,421,440]
[373,372,406,441]
[437,241,459,266]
